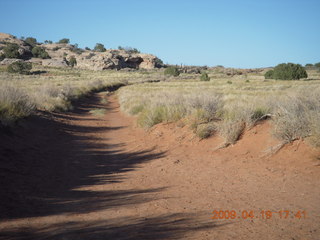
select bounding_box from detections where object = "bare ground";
[0,93,319,240]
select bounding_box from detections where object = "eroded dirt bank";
[0,93,319,240]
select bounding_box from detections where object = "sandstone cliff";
[0,33,163,70]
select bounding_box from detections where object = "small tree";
[68,56,77,67]
[44,40,53,44]
[3,43,20,58]
[58,38,70,44]
[155,58,163,67]
[200,72,210,81]
[25,37,37,47]
[31,46,50,59]
[164,66,180,77]
[94,43,106,52]
[272,63,307,80]
[264,70,274,79]
[7,61,32,74]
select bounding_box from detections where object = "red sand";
[0,93,319,240]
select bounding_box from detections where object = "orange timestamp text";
[211,210,307,220]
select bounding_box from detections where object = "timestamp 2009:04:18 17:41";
[211,210,307,220]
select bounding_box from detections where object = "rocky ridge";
[0,33,163,70]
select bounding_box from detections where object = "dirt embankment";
[0,93,319,240]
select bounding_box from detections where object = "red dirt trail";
[0,93,319,240]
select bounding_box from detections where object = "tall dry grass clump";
[0,84,35,125]
[272,87,320,146]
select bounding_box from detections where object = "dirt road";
[0,93,319,239]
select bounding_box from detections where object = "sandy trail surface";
[0,93,319,240]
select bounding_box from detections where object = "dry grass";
[118,68,320,147]
[1,63,320,149]
[0,64,163,124]
[0,84,35,125]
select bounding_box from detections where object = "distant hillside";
[0,33,164,71]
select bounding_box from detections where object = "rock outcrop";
[0,33,163,71]
[0,33,32,59]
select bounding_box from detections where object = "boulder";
[42,59,68,67]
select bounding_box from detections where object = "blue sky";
[0,0,319,68]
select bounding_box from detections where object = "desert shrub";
[272,95,311,142]
[314,62,320,68]
[227,80,232,84]
[7,61,32,74]
[272,63,307,80]
[44,40,53,44]
[68,56,77,67]
[155,58,164,67]
[52,46,61,51]
[85,47,91,50]
[164,66,180,77]
[118,46,140,54]
[94,43,106,52]
[200,72,210,81]
[31,46,50,59]
[31,84,72,111]
[264,70,274,79]
[0,85,35,125]
[0,54,4,61]
[25,37,37,47]
[137,106,166,128]
[3,43,20,58]
[217,120,245,144]
[305,63,313,67]
[58,38,70,44]
[196,123,216,139]
[307,109,320,147]
[129,105,144,115]
[71,44,84,54]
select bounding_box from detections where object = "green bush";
[68,56,77,67]
[264,70,274,79]
[200,72,210,81]
[164,66,180,77]
[70,44,84,54]
[3,43,20,58]
[155,58,164,67]
[7,61,32,74]
[271,63,307,80]
[305,63,313,67]
[25,37,37,47]
[315,62,320,68]
[94,43,106,52]
[31,46,50,59]
[118,46,140,54]
[58,38,70,44]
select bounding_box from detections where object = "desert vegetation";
[7,61,32,74]
[118,67,320,147]
[164,66,180,77]
[0,64,163,125]
[264,63,308,80]
[58,38,70,44]
[94,43,106,52]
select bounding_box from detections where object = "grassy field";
[1,64,320,147]
[118,68,320,147]
[0,64,163,125]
